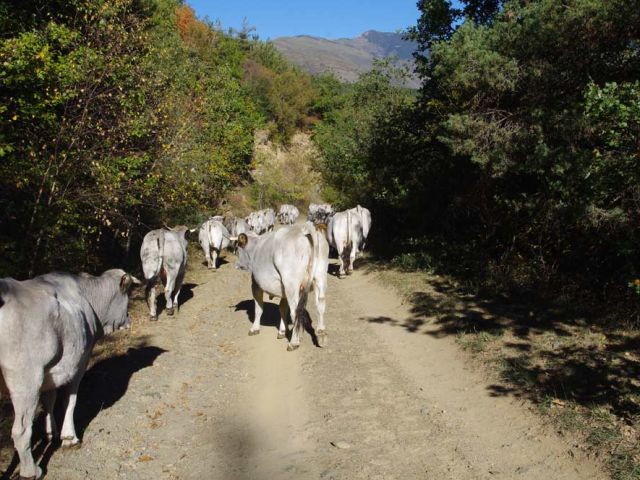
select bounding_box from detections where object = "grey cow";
[140,226,190,320]
[234,222,329,351]
[198,218,230,269]
[0,269,138,480]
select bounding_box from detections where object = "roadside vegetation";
[310,1,639,477]
[0,0,316,278]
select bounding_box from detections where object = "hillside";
[273,30,420,87]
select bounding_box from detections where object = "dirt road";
[5,250,605,479]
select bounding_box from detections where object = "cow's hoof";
[277,331,286,339]
[61,437,81,449]
[17,468,43,480]
[317,330,328,348]
[166,307,174,316]
[149,315,158,322]
[248,329,260,336]
[287,343,300,352]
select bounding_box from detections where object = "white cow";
[234,222,329,351]
[0,269,139,480]
[198,218,230,269]
[278,204,300,225]
[327,209,364,277]
[354,205,372,250]
[140,226,190,320]
[246,208,276,235]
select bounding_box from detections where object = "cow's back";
[0,275,96,391]
[250,226,312,298]
[141,229,165,280]
[208,220,230,250]
[163,230,188,275]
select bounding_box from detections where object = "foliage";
[315,0,640,308]
[0,0,311,278]
[313,60,417,213]
[243,42,316,143]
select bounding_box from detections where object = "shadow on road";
[235,300,320,347]
[0,345,166,479]
[359,274,640,423]
[153,282,198,316]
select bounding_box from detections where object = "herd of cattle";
[0,202,370,479]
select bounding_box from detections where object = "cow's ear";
[315,223,328,235]
[238,233,248,248]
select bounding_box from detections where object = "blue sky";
[187,0,423,40]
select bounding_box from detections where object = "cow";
[198,218,230,270]
[140,226,190,320]
[308,203,334,224]
[224,216,249,252]
[353,205,372,252]
[278,204,300,225]
[234,222,329,351]
[0,269,139,480]
[327,208,364,277]
[246,208,276,235]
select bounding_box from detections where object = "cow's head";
[233,233,253,271]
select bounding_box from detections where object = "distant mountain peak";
[272,30,419,87]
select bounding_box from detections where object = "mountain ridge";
[272,30,420,87]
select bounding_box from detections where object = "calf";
[0,269,138,480]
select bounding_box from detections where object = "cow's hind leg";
[337,245,346,278]
[7,376,42,479]
[314,279,328,347]
[211,248,219,270]
[347,243,356,274]
[250,281,263,336]
[146,281,158,321]
[41,389,57,442]
[164,274,177,316]
[171,269,185,315]
[278,298,289,339]
[60,375,82,449]
[285,284,302,351]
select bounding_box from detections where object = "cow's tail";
[295,222,319,336]
[207,220,218,256]
[342,209,353,268]
[145,232,165,301]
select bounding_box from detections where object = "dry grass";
[224,131,324,216]
[366,259,640,480]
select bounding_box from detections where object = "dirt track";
[3,248,606,479]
